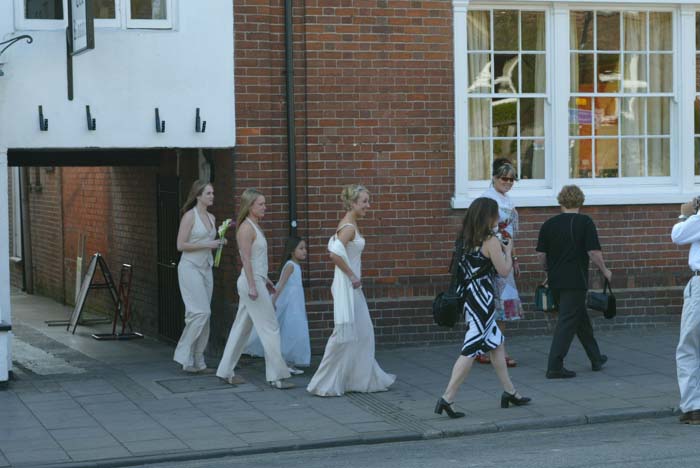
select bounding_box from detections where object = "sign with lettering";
[68,0,94,55]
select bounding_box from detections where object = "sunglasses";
[499,177,516,183]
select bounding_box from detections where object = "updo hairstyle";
[340,184,369,211]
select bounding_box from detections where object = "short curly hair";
[557,185,585,209]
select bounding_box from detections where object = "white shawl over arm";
[327,235,356,343]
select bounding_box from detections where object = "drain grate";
[346,392,433,435]
[155,376,233,394]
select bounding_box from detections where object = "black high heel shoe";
[501,391,531,408]
[434,398,465,419]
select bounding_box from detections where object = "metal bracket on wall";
[38,105,48,131]
[195,108,206,133]
[85,105,96,131]
[0,35,33,77]
[155,108,166,133]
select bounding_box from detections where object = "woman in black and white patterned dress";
[434,197,531,419]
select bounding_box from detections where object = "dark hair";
[278,235,305,276]
[458,198,499,251]
[492,158,517,179]
[181,180,212,215]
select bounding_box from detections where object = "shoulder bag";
[587,279,616,319]
[432,240,489,328]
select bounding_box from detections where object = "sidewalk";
[2,290,682,468]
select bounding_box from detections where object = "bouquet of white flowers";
[214,218,233,267]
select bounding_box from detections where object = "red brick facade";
[7,1,689,354]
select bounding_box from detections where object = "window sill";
[9,257,22,264]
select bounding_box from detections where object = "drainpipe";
[284,0,297,236]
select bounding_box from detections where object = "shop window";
[569,11,672,179]
[464,9,548,182]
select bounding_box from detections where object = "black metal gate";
[156,176,184,342]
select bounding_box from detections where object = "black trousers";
[547,289,602,372]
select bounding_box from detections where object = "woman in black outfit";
[435,198,531,419]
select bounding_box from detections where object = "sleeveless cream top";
[246,218,268,279]
[180,208,216,268]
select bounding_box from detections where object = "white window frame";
[94,0,122,29]
[11,168,22,260]
[126,0,173,29]
[453,0,700,208]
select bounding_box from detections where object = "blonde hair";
[237,188,264,231]
[181,180,212,215]
[557,185,585,209]
[340,184,369,211]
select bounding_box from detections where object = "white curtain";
[647,12,672,176]
[621,12,646,177]
[467,11,491,180]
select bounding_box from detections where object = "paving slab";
[0,290,684,467]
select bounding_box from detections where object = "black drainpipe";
[284,0,297,237]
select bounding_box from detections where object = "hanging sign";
[68,0,94,55]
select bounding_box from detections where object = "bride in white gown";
[307,185,396,396]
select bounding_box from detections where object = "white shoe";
[269,380,295,390]
[287,367,304,376]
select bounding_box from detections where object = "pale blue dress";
[244,261,311,366]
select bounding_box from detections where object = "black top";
[536,213,601,290]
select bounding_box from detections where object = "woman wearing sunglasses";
[479,158,523,367]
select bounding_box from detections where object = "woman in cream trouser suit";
[173,181,225,372]
[216,189,293,389]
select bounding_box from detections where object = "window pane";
[695,97,700,135]
[695,138,700,175]
[595,139,619,177]
[647,97,670,135]
[494,54,519,93]
[623,53,647,93]
[95,0,116,19]
[597,54,621,93]
[494,10,519,51]
[571,11,594,50]
[131,0,167,20]
[493,139,517,164]
[520,139,545,179]
[521,11,545,51]
[469,140,491,180]
[595,97,619,137]
[697,54,700,93]
[467,53,491,93]
[569,97,593,137]
[623,12,646,51]
[621,97,644,136]
[571,53,594,93]
[621,138,644,177]
[597,12,620,51]
[647,138,670,176]
[25,0,63,19]
[649,54,672,93]
[649,12,672,51]
[468,98,491,137]
[467,10,490,51]
[492,98,517,137]
[569,139,593,178]
[520,98,545,137]
[521,54,546,94]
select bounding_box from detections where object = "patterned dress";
[457,248,504,357]
[482,186,524,321]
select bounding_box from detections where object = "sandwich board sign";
[68,0,94,55]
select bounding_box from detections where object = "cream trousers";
[216,274,290,382]
[677,276,700,413]
[174,260,213,369]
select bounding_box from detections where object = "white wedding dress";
[307,226,396,396]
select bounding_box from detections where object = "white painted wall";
[0,0,235,149]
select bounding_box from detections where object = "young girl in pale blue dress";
[244,236,311,374]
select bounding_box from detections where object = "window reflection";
[25,0,63,19]
[131,0,168,20]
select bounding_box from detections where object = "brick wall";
[227,0,686,354]
[7,168,22,288]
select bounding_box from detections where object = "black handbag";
[433,240,489,328]
[534,283,557,312]
[587,279,616,319]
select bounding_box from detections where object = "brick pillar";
[0,147,12,382]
